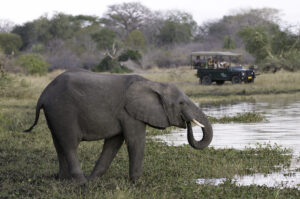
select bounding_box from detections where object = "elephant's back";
[40,69,146,116]
[52,69,145,90]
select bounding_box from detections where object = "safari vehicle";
[191,51,255,85]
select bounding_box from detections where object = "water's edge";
[155,98,300,189]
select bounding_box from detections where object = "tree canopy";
[0,33,22,55]
[1,4,300,71]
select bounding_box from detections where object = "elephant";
[24,69,213,183]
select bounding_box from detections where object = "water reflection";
[196,158,300,190]
[155,97,300,189]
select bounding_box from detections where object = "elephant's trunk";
[186,111,213,150]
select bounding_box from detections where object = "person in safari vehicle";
[191,51,256,85]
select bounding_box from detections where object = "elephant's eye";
[179,101,184,105]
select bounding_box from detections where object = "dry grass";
[142,67,300,104]
[2,67,300,106]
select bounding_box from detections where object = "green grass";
[0,98,299,198]
[208,112,266,123]
[0,125,297,198]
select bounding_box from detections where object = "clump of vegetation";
[92,56,133,73]
[0,52,12,96]
[208,112,266,123]
[118,49,142,63]
[239,24,300,72]
[0,33,22,55]
[17,53,49,75]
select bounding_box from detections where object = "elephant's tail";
[23,100,43,133]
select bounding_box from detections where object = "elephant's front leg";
[123,118,146,182]
[89,134,124,180]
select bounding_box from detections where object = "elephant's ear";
[125,80,169,128]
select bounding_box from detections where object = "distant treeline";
[0,2,300,74]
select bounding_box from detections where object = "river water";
[155,97,300,189]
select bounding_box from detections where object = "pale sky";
[1,0,300,28]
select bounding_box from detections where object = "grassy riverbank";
[142,67,300,105]
[0,122,297,198]
[208,112,266,123]
[1,69,300,198]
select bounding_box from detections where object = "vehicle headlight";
[242,72,245,76]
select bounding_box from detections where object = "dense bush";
[260,50,300,72]
[92,56,132,73]
[0,33,22,55]
[118,49,142,63]
[17,54,49,75]
[0,53,10,96]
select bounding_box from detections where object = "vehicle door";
[212,68,229,81]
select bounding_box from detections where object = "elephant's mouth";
[180,114,205,129]
[178,115,205,129]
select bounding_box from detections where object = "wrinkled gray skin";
[24,69,213,183]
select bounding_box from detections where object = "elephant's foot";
[129,175,141,184]
[56,171,87,184]
[57,171,71,180]
[87,173,101,182]
[71,173,88,184]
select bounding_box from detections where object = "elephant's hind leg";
[89,134,124,180]
[63,148,87,183]
[52,136,70,180]
[51,133,86,183]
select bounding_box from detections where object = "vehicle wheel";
[201,76,212,85]
[232,76,241,84]
[216,80,225,85]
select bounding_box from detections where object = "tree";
[13,22,36,49]
[91,28,116,50]
[156,11,196,46]
[199,8,281,49]
[125,30,146,50]
[48,13,81,40]
[0,33,22,55]
[223,35,235,49]
[270,25,300,56]
[238,26,273,62]
[164,10,197,34]
[157,20,192,45]
[13,13,87,49]
[13,16,52,49]
[102,2,151,37]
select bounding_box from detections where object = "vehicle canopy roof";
[191,51,241,57]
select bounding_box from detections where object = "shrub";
[260,50,300,72]
[92,56,132,73]
[118,49,142,63]
[0,33,22,55]
[17,54,49,75]
[0,51,9,95]
[125,30,146,51]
